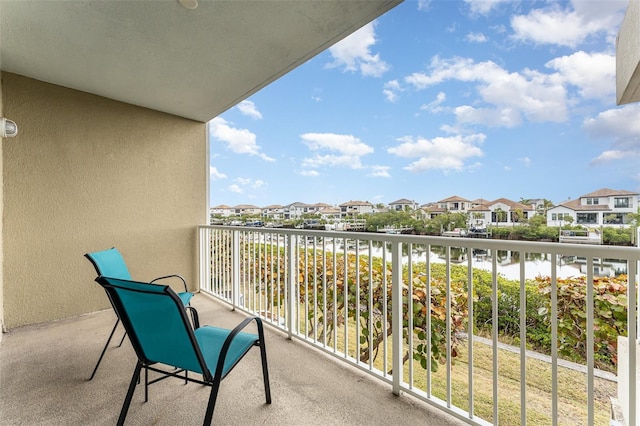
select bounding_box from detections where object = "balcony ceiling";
[0,0,401,122]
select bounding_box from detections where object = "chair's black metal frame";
[84,250,198,381]
[96,276,271,426]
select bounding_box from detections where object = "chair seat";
[178,291,193,306]
[195,326,258,377]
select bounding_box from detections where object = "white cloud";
[236,100,262,119]
[406,56,568,127]
[454,105,522,128]
[327,22,389,77]
[301,133,374,170]
[210,166,227,180]
[584,104,640,163]
[464,0,510,16]
[302,154,363,169]
[299,170,320,177]
[519,157,531,167]
[590,150,627,165]
[368,165,391,178]
[420,92,447,114]
[383,80,403,103]
[302,133,374,156]
[510,1,626,48]
[209,117,274,162]
[417,0,431,11]
[387,133,485,173]
[545,51,615,101]
[227,178,266,193]
[465,32,487,43]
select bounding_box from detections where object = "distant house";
[525,198,549,215]
[339,200,374,217]
[262,204,285,219]
[419,203,446,219]
[471,198,491,209]
[308,202,333,214]
[210,204,234,217]
[232,204,262,216]
[469,198,534,227]
[388,198,419,212]
[318,207,342,220]
[547,188,639,227]
[283,202,310,219]
[437,195,473,212]
[282,202,333,219]
[468,204,490,228]
[412,207,432,221]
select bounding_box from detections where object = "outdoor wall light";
[0,118,18,138]
[177,0,198,9]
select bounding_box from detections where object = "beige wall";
[0,72,4,336]
[2,73,207,328]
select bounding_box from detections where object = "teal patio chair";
[95,276,271,425]
[85,247,197,380]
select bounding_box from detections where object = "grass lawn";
[248,295,616,425]
[326,318,616,425]
[423,340,615,425]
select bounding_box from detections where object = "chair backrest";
[85,248,132,279]
[95,276,210,379]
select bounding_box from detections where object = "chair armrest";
[150,274,188,293]
[186,306,200,330]
[214,317,265,380]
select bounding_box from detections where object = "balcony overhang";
[0,0,402,122]
[617,0,640,105]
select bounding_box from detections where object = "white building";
[262,205,285,220]
[437,195,473,212]
[339,200,374,217]
[469,198,534,228]
[388,198,419,211]
[547,188,639,227]
[210,205,234,217]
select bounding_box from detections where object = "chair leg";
[145,366,149,402]
[117,362,142,426]
[117,330,127,347]
[203,379,222,426]
[259,339,271,404]
[89,318,120,380]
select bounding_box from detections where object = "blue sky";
[209,0,638,208]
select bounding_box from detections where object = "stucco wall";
[2,73,206,328]
[0,72,4,336]
[617,0,640,104]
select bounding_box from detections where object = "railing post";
[231,229,240,310]
[198,226,208,293]
[628,259,637,426]
[391,240,402,396]
[287,234,297,339]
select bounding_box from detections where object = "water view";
[314,238,629,281]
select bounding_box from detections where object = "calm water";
[326,242,627,281]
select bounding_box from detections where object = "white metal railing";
[198,225,640,425]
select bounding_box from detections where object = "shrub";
[473,272,549,348]
[602,227,632,246]
[535,275,628,371]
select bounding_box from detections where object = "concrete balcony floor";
[1,294,466,425]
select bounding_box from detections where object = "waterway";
[329,242,627,281]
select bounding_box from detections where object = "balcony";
[197,225,640,425]
[0,290,464,426]
[1,226,638,425]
